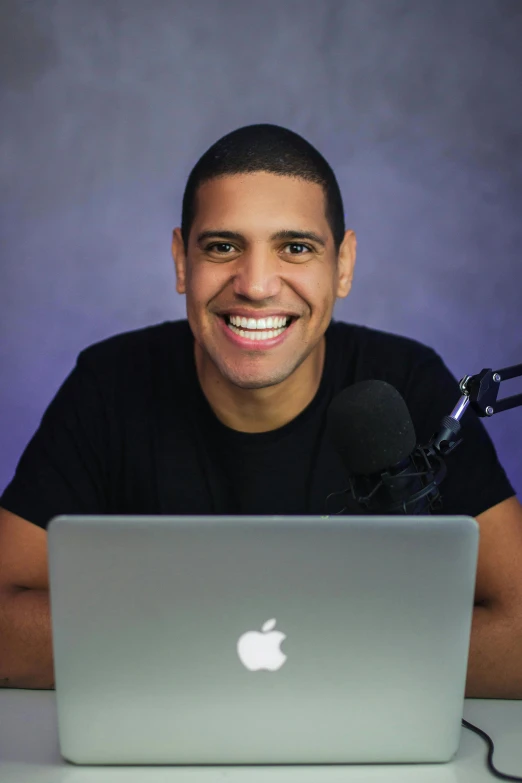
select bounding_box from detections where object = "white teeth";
[227,324,287,340]
[228,315,289,329]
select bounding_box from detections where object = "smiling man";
[1,124,522,696]
[173,169,354,435]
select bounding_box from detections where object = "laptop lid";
[47,514,478,765]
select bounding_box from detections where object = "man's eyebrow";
[196,229,327,247]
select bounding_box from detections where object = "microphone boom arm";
[429,363,522,457]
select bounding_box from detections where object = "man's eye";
[207,243,234,254]
[286,243,312,255]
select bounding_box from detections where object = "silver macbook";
[47,514,478,765]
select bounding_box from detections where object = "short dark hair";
[180,123,345,254]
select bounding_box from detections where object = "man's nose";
[231,250,282,300]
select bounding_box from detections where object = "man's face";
[172,172,355,390]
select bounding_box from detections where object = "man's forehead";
[194,173,329,232]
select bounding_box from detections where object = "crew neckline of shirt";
[185,319,336,447]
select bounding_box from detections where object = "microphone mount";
[429,363,522,458]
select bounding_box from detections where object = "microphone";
[326,380,447,515]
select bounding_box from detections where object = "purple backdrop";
[1,0,521,498]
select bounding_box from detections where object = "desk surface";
[0,692,521,782]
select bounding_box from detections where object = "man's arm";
[0,508,54,689]
[0,349,113,688]
[465,496,522,698]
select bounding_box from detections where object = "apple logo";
[237,618,287,672]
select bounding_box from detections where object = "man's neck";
[194,338,326,433]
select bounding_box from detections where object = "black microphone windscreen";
[326,380,417,475]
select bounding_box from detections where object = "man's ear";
[336,230,357,299]
[172,228,187,295]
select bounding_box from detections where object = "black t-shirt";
[0,319,515,528]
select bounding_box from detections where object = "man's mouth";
[221,314,296,342]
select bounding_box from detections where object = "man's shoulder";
[77,319,191,369]
[331,319,438,362]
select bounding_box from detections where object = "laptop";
[47,514,478,765]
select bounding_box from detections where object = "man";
[1,124,521,695]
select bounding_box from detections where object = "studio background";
[1,0,521,497]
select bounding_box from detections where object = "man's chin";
[222,371,289,391]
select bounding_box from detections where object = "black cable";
[462,719,522,781]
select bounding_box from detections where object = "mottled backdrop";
[1,0,521,496]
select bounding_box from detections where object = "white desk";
[0,691,521,782]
